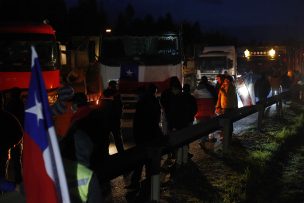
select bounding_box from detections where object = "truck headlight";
[244,49,250,58]
[268,48,276,58]
[48,94,58,105]
[238,85,249,97]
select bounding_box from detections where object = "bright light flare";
[238,85,249,97]
[268,48,276,58]
[244,49,250,58]
[48,94,58,105]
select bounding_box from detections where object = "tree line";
[0,0,237,57]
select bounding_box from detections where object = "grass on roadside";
[248,114,304,167]
[219,112,304,203]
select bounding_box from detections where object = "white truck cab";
[196,45,237,84]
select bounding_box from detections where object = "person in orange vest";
[213,75,238,143]
[215,74,225,95]
[215,75,238,115]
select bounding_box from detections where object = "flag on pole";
[22,46,70,203]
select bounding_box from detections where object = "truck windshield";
[198,56,227,70]
[237,56,286,74]
[0,40,59,72]
[101,35,180,65]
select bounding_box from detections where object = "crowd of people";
[1,69,303,202]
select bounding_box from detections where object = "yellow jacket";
[216,81,238,113]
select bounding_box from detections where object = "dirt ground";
[107,101,304,203]
[158,102,304,203]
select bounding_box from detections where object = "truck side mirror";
[59,44,67,66]
[228,59,233,69]
[88,41,96,63]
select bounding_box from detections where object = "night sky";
[66,0,304,41]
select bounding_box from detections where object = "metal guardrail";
[97,87,300,202]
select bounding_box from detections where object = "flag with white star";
[120,64,139,81]
[22,46,70,203]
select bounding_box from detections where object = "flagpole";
[31,45,71,203]
[48,126,70,203]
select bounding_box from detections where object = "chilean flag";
[22,47,70,203]
[100,63,183,93]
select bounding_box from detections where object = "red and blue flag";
[22,47,70,203]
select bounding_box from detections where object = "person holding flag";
[22,47,70,203]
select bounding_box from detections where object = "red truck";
[0,22,62,104]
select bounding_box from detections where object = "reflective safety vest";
[64,160,93,203]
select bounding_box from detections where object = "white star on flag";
[25,93,43,125]
[126,69,133,76]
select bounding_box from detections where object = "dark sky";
[66,0,304,42]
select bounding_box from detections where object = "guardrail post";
[299,86,304,101]
[182,145,189,164]
[176,147,183,166]
[277,94,283,117]
[219,118,233,152]
[175,145,190,165]
[257,102,265,131]
[147,147,162,202]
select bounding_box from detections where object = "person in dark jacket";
[2,88,24,185]
[160,76,190,165]
[200,76,218,102]
[62,92,110,169]
[182,84,198,159]
[4,87,24,127]
[182,84,198,126]
[100,80,124,154]
[0,93,23,188]
[254,73,271,102]
[160,76,187,132]
[133,84,163,146]
[60,92,107,202]
[127,84,163,190]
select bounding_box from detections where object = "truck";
[236,45,304,104]
[194,45,254,108]
[237,46,288,75]
[195,45,237,84]
[99,33,183,128]
[63,35,103,104]
[64,33,183,100]
[99,33,183,93]
[237,45,304,78]
[0,22,63,104]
